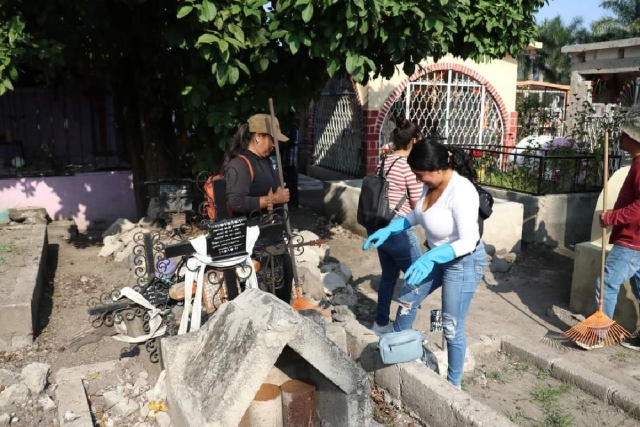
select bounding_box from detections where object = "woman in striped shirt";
[370,117,424,336]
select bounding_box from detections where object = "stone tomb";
[161,289,371,427]
[570,166,640,332]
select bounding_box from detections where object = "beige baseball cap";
[247,114,289,142]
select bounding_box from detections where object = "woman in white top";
[363,139,487,388]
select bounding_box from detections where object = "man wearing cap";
[597,104,640,350]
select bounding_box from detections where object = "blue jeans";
[394,241,487,387]
[595,244,640,319]
[367,227,422,326]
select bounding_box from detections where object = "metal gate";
[380,69,504,148]
[313,75,362,176]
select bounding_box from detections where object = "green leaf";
[271,30,287,39]
[302,3,313,23]
[434,20,444,34]
[216,63,228,87]
[200,0,217,22]
[258,57,269,72]
[236,61,250,75]
[228,66,239,84]
[4,79,14,91]
[327,58,340,77]
[353,0,365,8]
[440,0,449,5]
[288,38,300,55]
[177,5,193,19]
[197,33,218,45]
[182,86,193,95]
[345,54,356,73]
[229,24,245,44]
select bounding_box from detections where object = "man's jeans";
[595,244,640,319]
[368,227,422,326]
[394,242,487,387]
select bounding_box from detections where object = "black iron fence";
[461,145,622,196]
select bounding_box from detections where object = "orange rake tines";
[564,132,631,349]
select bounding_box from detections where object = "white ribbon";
[111,287,167,343]
[178,226,260,335]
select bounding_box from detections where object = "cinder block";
[551,358,617,401]
[609,385,640,419]
[501,337,562,372]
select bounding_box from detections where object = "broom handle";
[268,98,301,289]
[599,132,609,312]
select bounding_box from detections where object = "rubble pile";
[98,217,165,264]
[482,244,518,286]
[0,363,56,426]
[294,228,359,323]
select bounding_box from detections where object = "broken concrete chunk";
[155,411,171,427]
[321,272,346,294]
[99,236,124,258]
[331,286,357,307]
[21,363,50,395]
[0,371,21,389]
[0,384,29,409]
[500,253,517,263]
[332,305,356,323]
[114,241,136,263]
[298,267,325,301]
[490,257,510,273]
[8,207,49,224]
[38,394,56,412]
[102,218,136,239]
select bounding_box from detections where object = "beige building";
[309,49,538,178]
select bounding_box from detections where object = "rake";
[564,132,631,349]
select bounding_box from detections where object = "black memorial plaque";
[208,216,248,259]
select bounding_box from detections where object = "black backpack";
[475,183,494,237]
[357,157,407,231]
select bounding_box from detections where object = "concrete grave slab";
[161,289,371,427]
[0,224,48,350]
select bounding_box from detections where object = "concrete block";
[483,198,524,253]
[0,224,47,351]
[501,337,562,372]
[399,363,516,427]
[570,241,639,332]
[341,320,385,372]
[161,289,370,427]
[550,358,618,401]
[55,379,93,427]
[374,365,401,399]
[52,360,119,384]
[323,180,367,237]
[325,323,348,354]
[609,385,640,419]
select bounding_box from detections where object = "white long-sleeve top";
[405,171,480,257]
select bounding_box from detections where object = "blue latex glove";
[362,217,410,250]
[404,244,456,287]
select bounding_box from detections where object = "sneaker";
[372,322,394,337]
[620,335,640,351]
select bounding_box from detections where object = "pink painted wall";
[0,171,137,230]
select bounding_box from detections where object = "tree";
[534,16,591,84]
[0,0,547,216]
[592,0,640,39]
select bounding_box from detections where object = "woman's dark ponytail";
[391,115,421,150]
[448,146,477,183]
[222,123,253,172]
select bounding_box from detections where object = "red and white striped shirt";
[378,154,423,216]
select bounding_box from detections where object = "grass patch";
[512,362,529,373]
[540,409,573,427]
[531,385,572,405]
[608,351,631,364]
[537,370,550,381]
[505,410,536,424]
[0,244,14,252]
[485,370,505,382]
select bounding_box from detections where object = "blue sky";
[536,0,606,25]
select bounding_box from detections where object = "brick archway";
[373,63,512,144]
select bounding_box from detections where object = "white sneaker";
[372,322,394,337]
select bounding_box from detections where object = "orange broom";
[565,132,631,349]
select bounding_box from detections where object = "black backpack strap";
[385,157,407,213]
